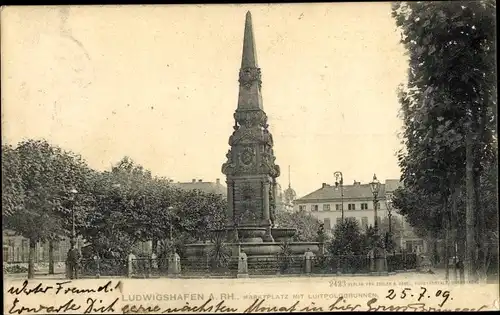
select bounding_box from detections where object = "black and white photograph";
[2,2,498,313]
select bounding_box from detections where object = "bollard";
[303,248,315,275]
[127,253,136,278]
[94,255,101,279]
[237,250,248,278]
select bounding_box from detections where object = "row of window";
[322,216,382,231]
[299,203,371,212]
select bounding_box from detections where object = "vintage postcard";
[2,2,498,313]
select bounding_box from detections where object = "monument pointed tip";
[241,10,258,68]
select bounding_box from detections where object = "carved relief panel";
[233,181,263,225]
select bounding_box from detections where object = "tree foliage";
[275,210,322,242]
[3,140,92,242]
[391,1,497,279]
[328,218,365,255]
[2,145,24,217]
[2,146,229,263]
[175,189,227,242]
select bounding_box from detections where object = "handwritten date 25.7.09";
[385,287,451,307]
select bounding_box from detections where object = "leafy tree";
[328,218,364,256]
[3,139,92,278]
[392,1,496,281]
[81,157,178,258]
[1,145,24,217]
[378,216,404,252]
[174,189,227,242]
[275,211,322,242]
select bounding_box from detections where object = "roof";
[384,179,403,193]
[296,179,401,202]
[173,179,227,197]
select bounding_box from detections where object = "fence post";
[94,255,100,279]
[127,253,134,278]
[336,256,341,275]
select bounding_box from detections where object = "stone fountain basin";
[185,242,321,257]
[271,228,297,242]
[237,227,267,243]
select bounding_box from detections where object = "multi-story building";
[3,230,84,263]
[294,178,426,253]
[172,178,227,197]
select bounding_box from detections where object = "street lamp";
[334,171,344,223]
[386,195,393,235]
[69,188,78,245]
[66,188,78,280]
[369,174,380,235]
[385,195,394,251]
[167,206,174,242]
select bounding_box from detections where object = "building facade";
[172,178,227,197]
[294,178,426,253]
[3,230,84,263]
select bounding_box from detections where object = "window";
[348,203,356,210]
[335,204,342,211]
[375,216,381,226]
[324,218,331,230]
[3,246,9,262]
[336,217,342,226]
[361,217,368,229]
[311,205,319,212]
[361,203,368,210]
[323,204,331,211]
[299,205,306,212]
[22,240,28,262]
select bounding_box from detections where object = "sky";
[1,3,408,198]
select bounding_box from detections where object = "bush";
[4,264,29,274]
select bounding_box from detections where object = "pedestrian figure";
[66,240,81,279]
[303,248,315,274]
[237,249,248,278]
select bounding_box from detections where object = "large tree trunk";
[28,239,36,279]
[450,185,459,282]
[465,131,478,282]
[444,202,450,281]
[152,237,158,255]
[48,240,54,274]
[474,165,487,282]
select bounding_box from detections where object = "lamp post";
[66,188,78,280]
[69,188,78,246]
[386,195,394,251]
[386,196,393,235]
[334,171,344,223]
[369,174,380,235]
[167,206,174,244]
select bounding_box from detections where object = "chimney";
[322,183,327,188]
[198,179,203,182]
[216,178,220,185]
[192,179,196,183]
[353,181,360,186]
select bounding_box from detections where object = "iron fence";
[54,252,419,278]
[80,258,128,278]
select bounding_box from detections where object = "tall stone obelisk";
[222,11,280,243]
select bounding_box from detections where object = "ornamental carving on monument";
[234,111,267,128]
[262,125,274,147]
[237,202,261,224]
[221,149,236,175]
[229,127,274,146]
[238,147,255,172]
[261,151,279,178]
[238,67,262,89]
[239,182,255,200]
